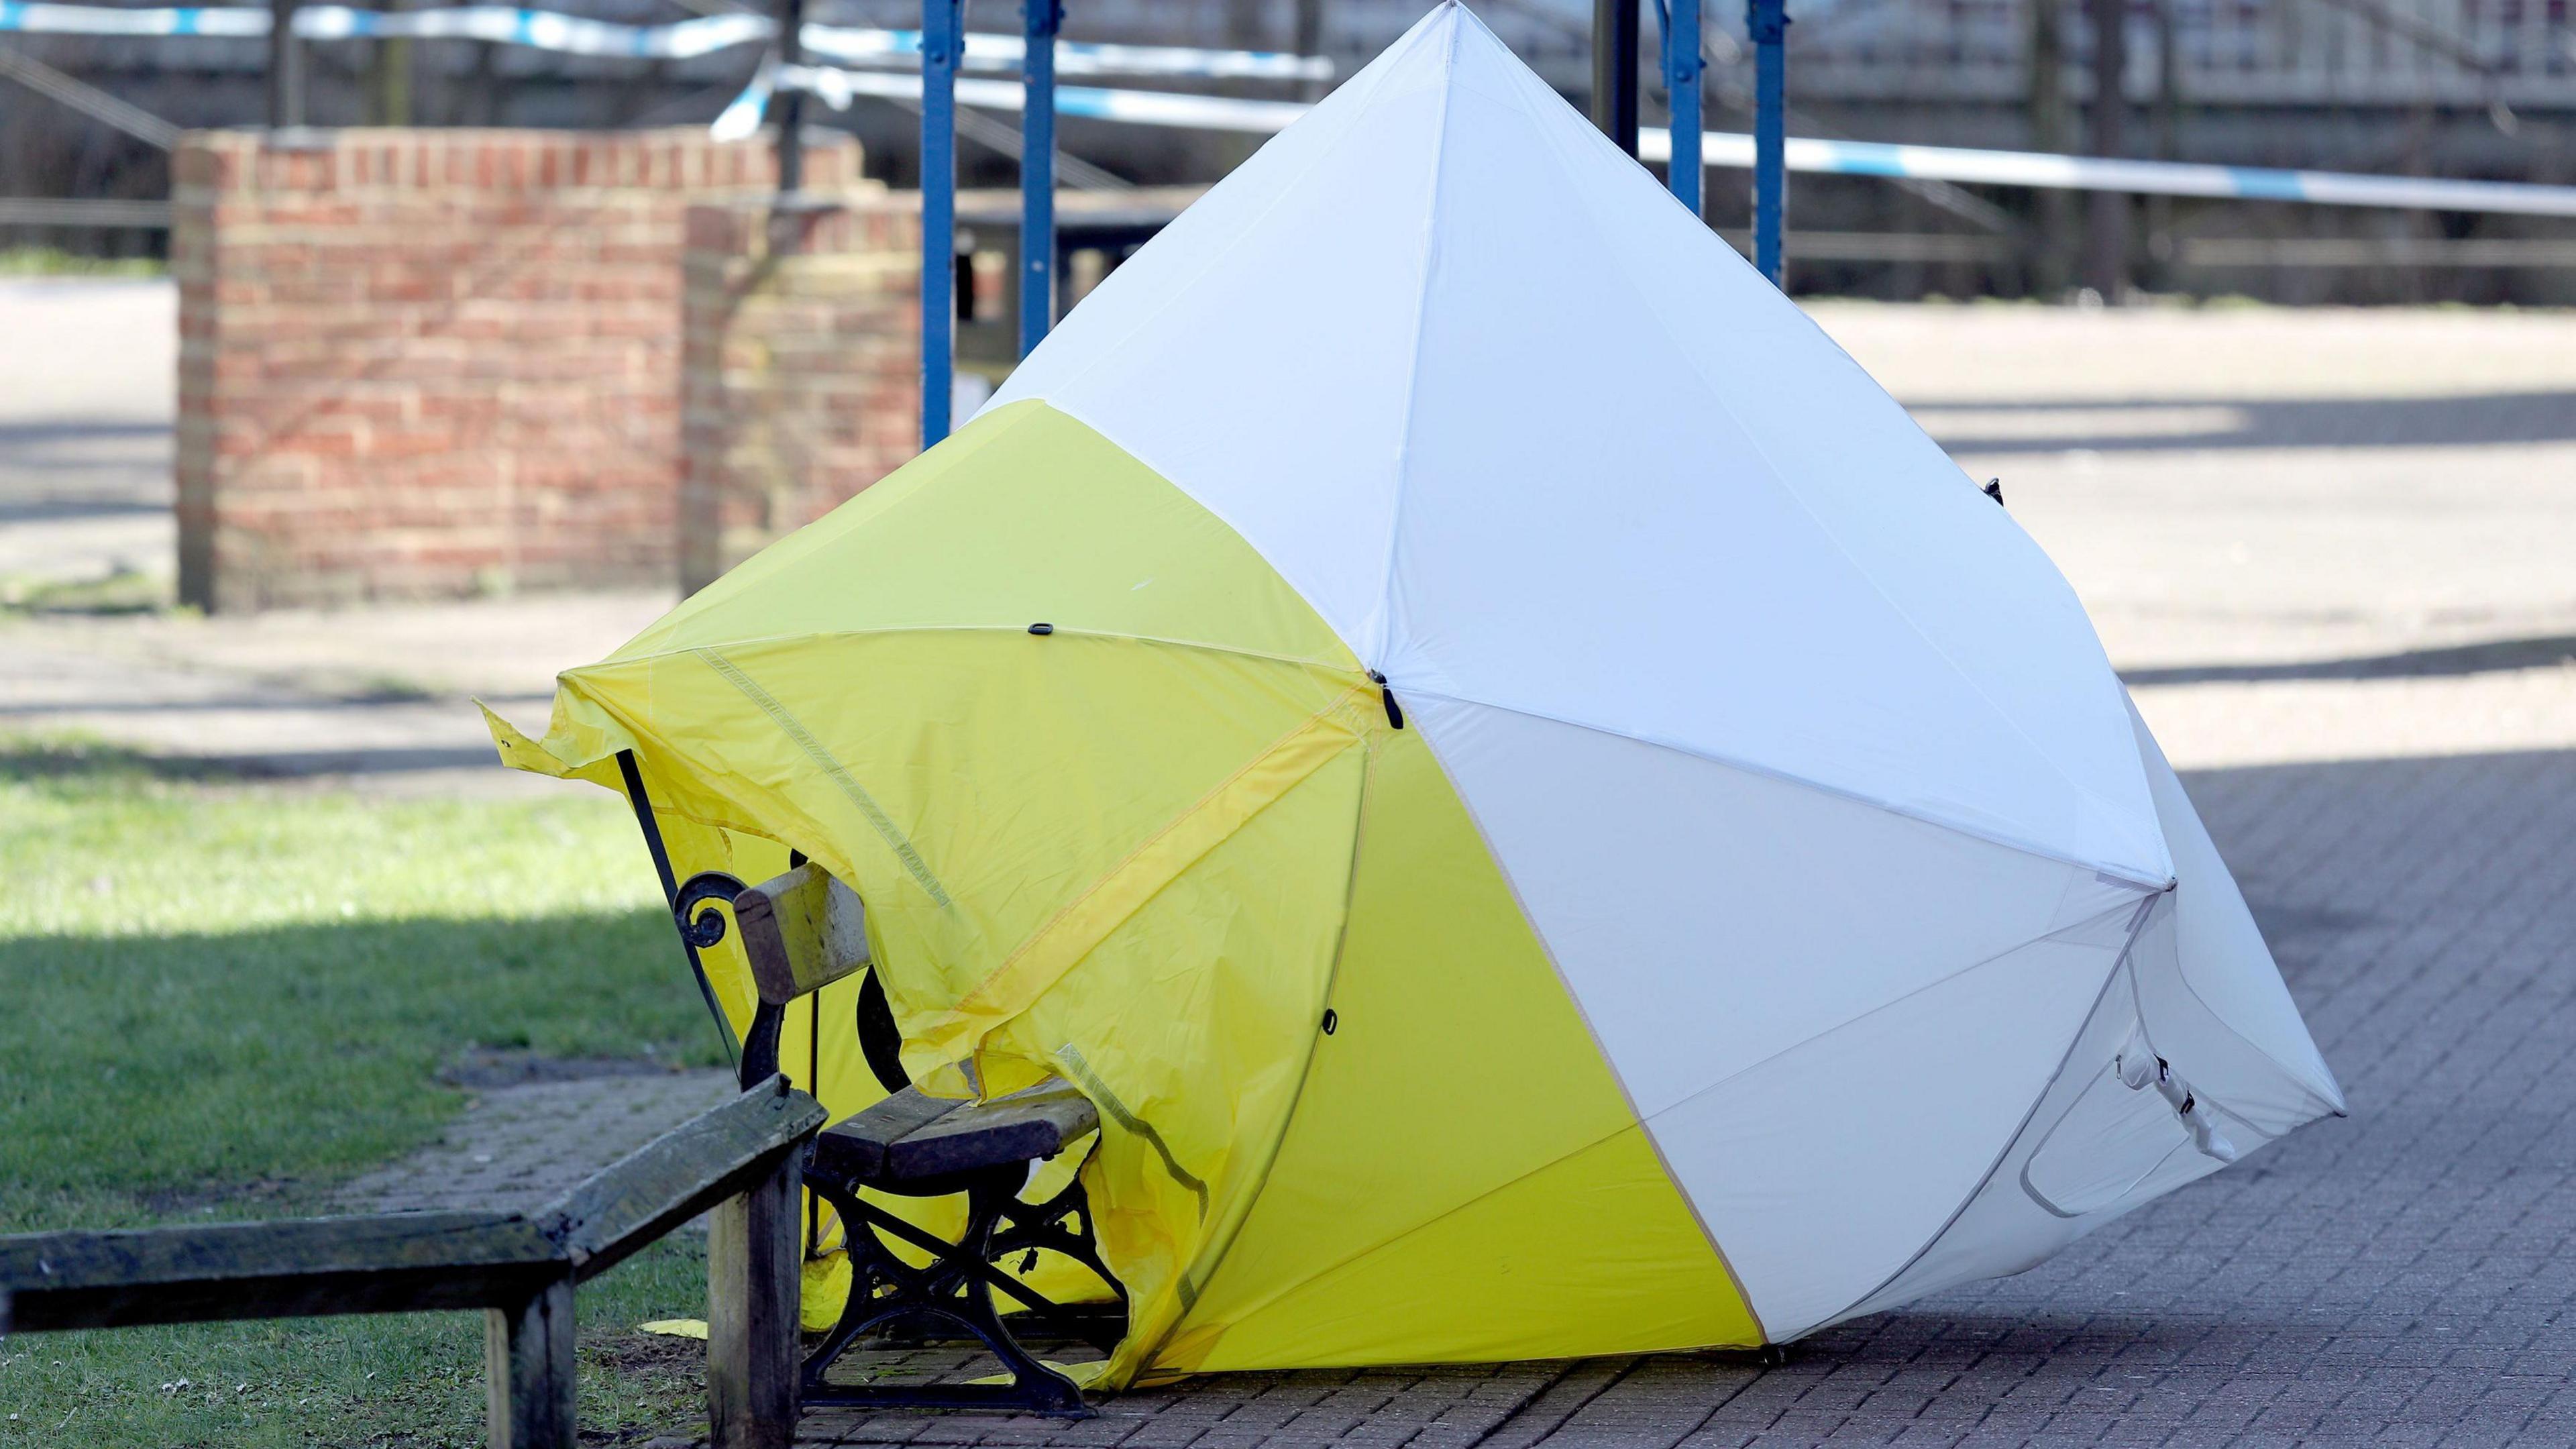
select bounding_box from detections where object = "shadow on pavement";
[1916,390,2576,453]
[2123,634,2576,686]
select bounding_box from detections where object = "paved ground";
[789,307,2576,1448]
[0,586,669,796]
[784,761,2576,1446]
[335,1057,736,1216]
[0,280,175,592]
[5,291,2575,1444]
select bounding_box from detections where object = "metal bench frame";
[618,752,1125,1417]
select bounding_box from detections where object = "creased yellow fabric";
[910,688,1368,1071]
[485,400,1762,1385]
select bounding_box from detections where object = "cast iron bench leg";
[799,1175,1090,1416]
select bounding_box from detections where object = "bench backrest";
[731,863,871,1007]
[722,862,912,1097]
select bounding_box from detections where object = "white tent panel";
[1825,941,2189,1326]
[1644,906,2137,1339]
[1410,692,2147,1121]
[1829,873,2339,1330]
[2128,701,2345,1124]
[1430,29,2168,888]
[1385,25,2161,883]
[986,13,1450,659]
[1000,3,2169,887]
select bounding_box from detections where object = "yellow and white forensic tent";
[492,0,2344,1385]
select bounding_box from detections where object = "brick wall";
[679,199,922,595]
[174,127,867,611]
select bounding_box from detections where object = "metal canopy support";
[774,0,805,195]
[920,0,962,447]
[268,0,305,127]
[1746,0,1787,284]
[1020,0,1060,357]
[1591,0,1638,158]
[2085,0,2128,300]
[1663,0,1702,216]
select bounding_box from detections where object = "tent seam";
[1184,1116,1748,1354]
[1409,709,1771,1343]
[1817,895,2156,1334]
[1497,51,2167,884]
[998,19,1426,407]
[1136,720,1383,1371]
[1000,394,1382,675]
[928,686,1369,1050]
[1638,898,2147,1132]
[576,625,1359,681]
[1403,684,2165,887]
[694,647,955,908]
[1363,2,1464,667]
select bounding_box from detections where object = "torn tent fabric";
[490,1,2342,1387]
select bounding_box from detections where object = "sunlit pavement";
[6,291,2576,1444]
[794,309,2576,1446]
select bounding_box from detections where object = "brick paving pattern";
[8,295,2574,1445]
[781,306,2576,1448]
[790,747,2576,1448]
[336,1062,735,1215]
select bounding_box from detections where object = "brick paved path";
[9,293,2573,1446]
[792,747,2576,1448]
[781,306,2576,1448]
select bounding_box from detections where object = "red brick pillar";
[172,127,863,611]
[679,199,924,595]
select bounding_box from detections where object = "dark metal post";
[2085,0,2127,301]
[1747,0,1787,284]
[1665,0,1702,215]
[1591,0,1638,157]
[267,0,305,128]
[920,0,961,447]
[1293,0,1328,101]
[775,0,806,195]
[1019,0,1059,357]
[365,0,412,126]
[2028,0,2074,297]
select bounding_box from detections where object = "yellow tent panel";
[490,400,1762,1383]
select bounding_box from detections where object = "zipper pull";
[1368,671,1404,730]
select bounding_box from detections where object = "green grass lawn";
[0,740,729,1447]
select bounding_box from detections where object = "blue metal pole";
[1019,0,1059,358]
[1746,0,1786,285]
[920,0,961,447]
[1666,0,1701,216]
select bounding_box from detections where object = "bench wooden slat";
[818,1081,1099,1187]
[0,1214,559,1332]
[816,1087,966,1181]
[733,863,871,1005]
[0,1076,829,1336]
[541,1075,830,1280]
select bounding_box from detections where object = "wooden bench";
[672,858,1126,1417]
[0,1077,828,1449]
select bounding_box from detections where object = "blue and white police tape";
[737,66,2576,221]
[1640,128,2576,220]
[800,26,1328,81]
[722,60,1309,141]
[0,1,1332,79]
